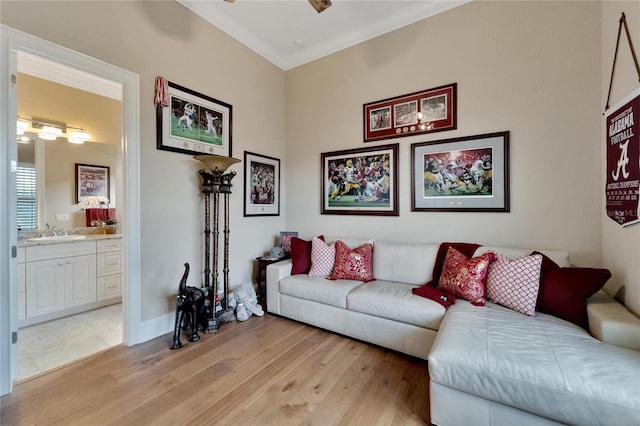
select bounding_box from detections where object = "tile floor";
[18,303,123,380]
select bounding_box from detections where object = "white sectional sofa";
[267,238,444,359]
[266,238,640,425]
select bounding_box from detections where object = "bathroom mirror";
[17,71,122,231]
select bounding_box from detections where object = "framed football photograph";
[244,151,280,216]
[156,80,232,157]
[411,131,510,212]
[364,83,457,142]
[321,143,399,216]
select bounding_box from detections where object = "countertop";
[18,234,122,248]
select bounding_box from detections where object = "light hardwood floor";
[1,314,431,425]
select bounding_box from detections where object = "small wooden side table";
[255,254,290,308]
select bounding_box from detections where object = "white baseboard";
[137,312,174,344]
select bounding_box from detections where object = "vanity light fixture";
[16,119,28,135]
[16,116,91,144]
[68,129,90,144]
[40,125,63,140]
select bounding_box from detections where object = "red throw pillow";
[329,240,375,282]
[533,251,611,329]
[412,242,481,299]
[437,247,493,306]
[424,242,481,287]
[290,235,324,275]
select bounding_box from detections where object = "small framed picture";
[244,151,280,216]
[279,231,298,253]
[75,163,110,204]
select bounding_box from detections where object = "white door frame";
[0,25,141,395]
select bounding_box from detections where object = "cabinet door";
[64,255,97,308]
[26,259,65,318]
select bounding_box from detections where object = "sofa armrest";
[587,291,640,351]
[266,259,293,315]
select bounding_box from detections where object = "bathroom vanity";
[17,235,123,327]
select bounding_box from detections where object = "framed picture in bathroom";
[75,163,110,204]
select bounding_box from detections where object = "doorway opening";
[16,52,124,380]
[1,25,141,395]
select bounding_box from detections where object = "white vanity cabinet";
[97,238,123,300]
[25,241,96,318]
[20,236,122,326]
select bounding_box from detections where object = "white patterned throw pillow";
[308,237,336,277]
[486,252,543,316]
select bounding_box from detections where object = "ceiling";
[178,0,470,71]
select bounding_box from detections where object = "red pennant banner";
[606,88,640,227]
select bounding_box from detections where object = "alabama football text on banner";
[606,87,640,227]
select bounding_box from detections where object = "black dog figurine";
[170,263,206,350]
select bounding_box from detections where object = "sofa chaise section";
[428,300,640,426]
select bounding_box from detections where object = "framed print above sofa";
[411,131,510,212]
[364,83,457,142]
[321,143,399,216]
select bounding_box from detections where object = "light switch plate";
[56,213,70,221]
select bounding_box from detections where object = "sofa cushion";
[535,252,611,329]
[330,240,374,282]
[373,241,439,285]
[429,301,640,425]
[486,252,542,316]
[309,237,336,277]
[347,280,446,330]
[290,235,324,275]
[437,247,493,306]
[279,275,365,309]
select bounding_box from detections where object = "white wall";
[286,2,602,267]
[600,1,640,315]
[1,1,286,322]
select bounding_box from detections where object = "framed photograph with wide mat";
[156,80,232,157]
[321,143,399,216]
[411,131,510,212]
[244,151,280,216]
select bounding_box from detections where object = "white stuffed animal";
[233,284,264,321]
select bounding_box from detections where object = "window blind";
[17,165,36,230]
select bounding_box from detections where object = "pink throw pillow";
[290,235,324,275]
[486,252,543,316]
[437,247,493,306]
[308,237,336,277]
[330,240,374,282]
